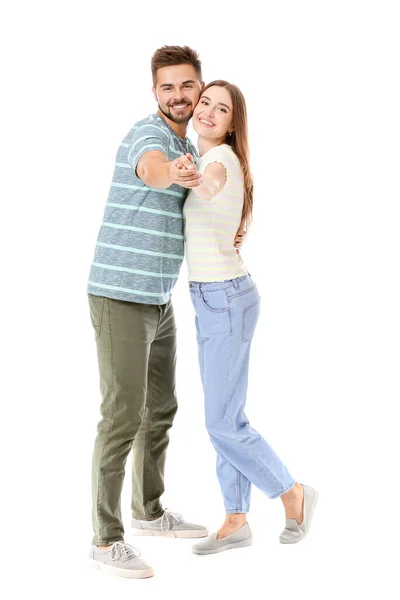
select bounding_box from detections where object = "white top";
[183,144,247,282]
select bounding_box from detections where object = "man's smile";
[169,103,191,110]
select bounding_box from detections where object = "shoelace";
[110,541,141,561]
[160,509,183,533]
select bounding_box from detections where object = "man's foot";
[89,541,154,578]
[132,508,208,538]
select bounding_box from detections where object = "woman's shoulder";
[200,144,240,167]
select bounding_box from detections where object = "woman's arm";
[185,161,227,200]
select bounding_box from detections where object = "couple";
[87,45,317,579]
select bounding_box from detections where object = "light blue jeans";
[190,274,295,513]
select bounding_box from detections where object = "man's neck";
[156,110,188,139]
[198,136,226,157]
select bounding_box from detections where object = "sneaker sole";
[192,537,253,555]
[132,528,209,539]
[89,558,154,579]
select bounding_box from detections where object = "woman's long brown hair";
[202,80,253,230]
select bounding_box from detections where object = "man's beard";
[158,102,194,124]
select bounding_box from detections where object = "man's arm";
[137,151,202,189]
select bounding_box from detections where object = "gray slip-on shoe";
[89,541,154,578]
[132,508,208,538]
[192,522,252,555]
[279,484,318,544]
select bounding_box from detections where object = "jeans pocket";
[242,297,261,341]
[200,289,230,313]
[88,295,105,341]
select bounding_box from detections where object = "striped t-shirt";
[183,144,247,282]
[88,114,197,304]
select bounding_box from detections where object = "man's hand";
[234,226,246,254]
[170,153,202,188]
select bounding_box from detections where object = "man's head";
[151,45,204,125]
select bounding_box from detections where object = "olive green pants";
[88,294,178,545]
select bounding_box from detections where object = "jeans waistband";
[189,274,252,294]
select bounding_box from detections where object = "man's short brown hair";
[151,45,202,84]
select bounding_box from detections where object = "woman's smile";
[198,116,215,127]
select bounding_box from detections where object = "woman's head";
[193,84,234,141]
[194,80,253,229]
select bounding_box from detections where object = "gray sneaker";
[192,523,253,555]
[132,508,208,538]
[89,541,154,578]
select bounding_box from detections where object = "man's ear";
[152,86,158,102]
[201,81,206,91]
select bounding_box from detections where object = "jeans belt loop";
[232,278,240,290]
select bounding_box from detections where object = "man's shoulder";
[121,114,171,145]
[133,114,171,136]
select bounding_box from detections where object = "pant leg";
[194,281,295,506]
[191,290,205,386]
[131,300,178,520]
[191,287,252,513]
[89,295,158,545]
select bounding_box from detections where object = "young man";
[88,46,244,579]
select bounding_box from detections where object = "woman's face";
[193,85,233,140]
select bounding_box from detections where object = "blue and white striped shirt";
[88,114,198,304]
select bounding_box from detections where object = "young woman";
[179,81,318,554]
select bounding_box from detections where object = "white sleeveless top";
[183,144,247,282]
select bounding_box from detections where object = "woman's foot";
[216,513,247,539]
[279,484,318,544]
[192,523,252,555]
[280,481,304,524]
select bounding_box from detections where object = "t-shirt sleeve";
[199,145,237,177]
[127,124,170,175]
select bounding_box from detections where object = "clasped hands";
[169,153,202,189]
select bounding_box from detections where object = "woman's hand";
[234,226,246,254]
[169,154,202,188]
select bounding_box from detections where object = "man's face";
[153,64,203,125]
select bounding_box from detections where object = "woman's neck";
[198,136,226,157]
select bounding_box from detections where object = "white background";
[1,1,399,598]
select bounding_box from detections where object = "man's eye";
[184,84,193,89]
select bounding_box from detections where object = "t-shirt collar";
[152,113,191,145]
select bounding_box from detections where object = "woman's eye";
[201,100,208,105]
